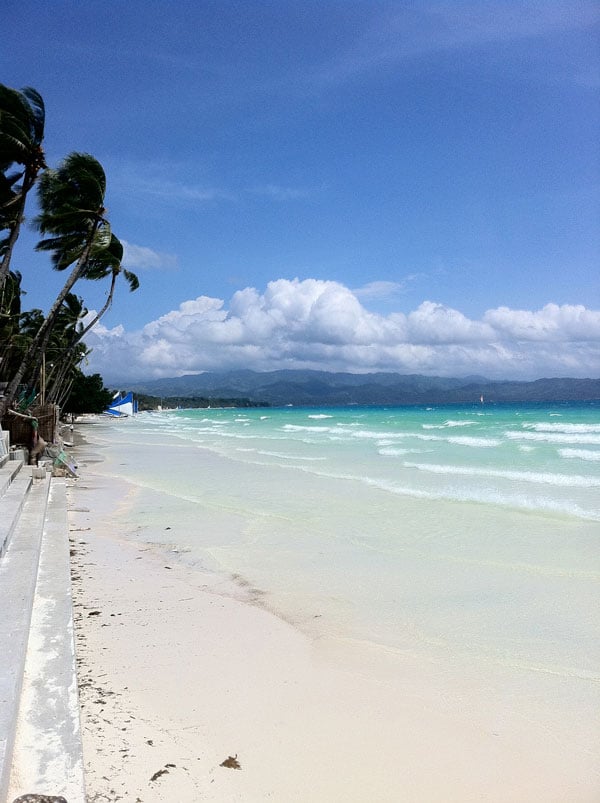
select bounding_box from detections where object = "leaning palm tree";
[77,234,140,326]
[53,343,93,410]
[0,306,44,410]
[23,292,87,403]
[0,152,110,417]
[45,237,139,404]
[0,84,46,288]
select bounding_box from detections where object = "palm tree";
[50,340,93,410]
[46,239,138,404]
[0,270,26,387]
[0,84,46,288]
[45,235,139,404]
[0,152,110,417]
[0,270,23,361]
[25,292,88,403]
[0,306,44,410]
[78,234,140,323]
[53,345,92,410]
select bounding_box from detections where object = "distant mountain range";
[125,370,600,407]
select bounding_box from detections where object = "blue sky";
[2,0,599,381]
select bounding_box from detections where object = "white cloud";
[249,184,311,200]
[354,280,405,300]
[121,240,178,271]
[483,303,600,341]
[109,160,312,209]
[309,2,600,89]
[83,278,600,382]
[407,301,494,344]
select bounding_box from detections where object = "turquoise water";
[92,402,600,690]
[156,401,600,521]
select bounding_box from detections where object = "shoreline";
[67,420,600,802]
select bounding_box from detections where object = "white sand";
[67,430,599,802]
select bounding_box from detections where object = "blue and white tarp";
[105,391,137,417]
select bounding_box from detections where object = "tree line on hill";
[135,394,265,411]
[0,83,138,420]
[128,369,600,407]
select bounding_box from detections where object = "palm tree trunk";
[56,375,76,410]
[46,355,72,405]
[46,354,77,405]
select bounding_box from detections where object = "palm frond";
[84,232,123,280]
[0,130,30,162]
[0,84,45,164]
[123,268,140,292]
[35,234,86,270]
[35,153,107,242]
[20,87,45,143]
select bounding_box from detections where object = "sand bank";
[67,423,599,802]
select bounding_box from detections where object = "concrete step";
[0,473,50,803]
[0,430,8,466]
[0,460,23,498]
[0,465,32,561]
[7,478,86,803]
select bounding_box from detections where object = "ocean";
[86,401,599,754]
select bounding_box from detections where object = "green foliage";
[0,85,45,167]
[34,152,109,271]
[135,393,266,410]
[83,233,139,291]
[0,270,24,379]
[62,371,113,415]
[0,84,46,281]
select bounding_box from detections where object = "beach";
[68,410,600,802]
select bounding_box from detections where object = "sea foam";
[524,422,600,434]
[559,448,600,462]
[446,436,502,448]
[403,462,600,488]
[505,431,600,445]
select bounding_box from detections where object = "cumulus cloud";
[82,278,600,383]
[407,301,494,344]
[483,303,600,341]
